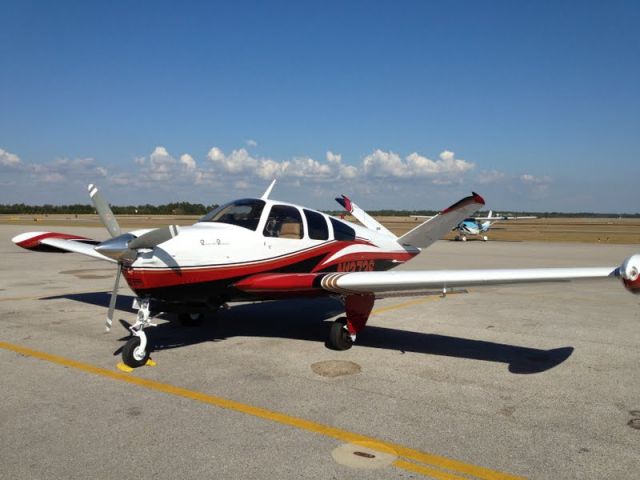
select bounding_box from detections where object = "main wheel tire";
[328,317,353,351]
[178,312,204,327]
[461,236,467,242]
[122,336,150,368]
[483,235,488,241]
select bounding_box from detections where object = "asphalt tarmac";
[1,224,639,480]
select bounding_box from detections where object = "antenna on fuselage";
[261,179,276,200]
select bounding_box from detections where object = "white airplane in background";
[12,183,640,368]
[453,211,537,242]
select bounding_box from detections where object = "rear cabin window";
[263,205,304,239]
[330,218,356,241]
[303,209,329,240]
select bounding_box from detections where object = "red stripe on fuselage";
[121,240,415,294]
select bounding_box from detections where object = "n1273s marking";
[337,260,376,272]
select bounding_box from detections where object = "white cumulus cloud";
[0,148,22,168]
[180,153,196,171]
[520,173,552,185]
[139,146,199,181]
[19,157,110,186]
[476,169,506,184]
[363,149,474,181]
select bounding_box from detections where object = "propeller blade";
[88,184,121,238]
[128,225,179,250]
[105,267,122,332]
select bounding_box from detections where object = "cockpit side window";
[200,199,265,231]
[263,205,304,239]
[330,218,356,241]
[303,209,329,240]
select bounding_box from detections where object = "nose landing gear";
[121,297,158,368]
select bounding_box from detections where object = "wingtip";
[471,192,486,205]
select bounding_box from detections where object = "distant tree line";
[1,203,639,218]
[0,202,218,215]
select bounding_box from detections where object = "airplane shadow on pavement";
[43,291,573,374]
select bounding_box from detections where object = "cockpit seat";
[279,222,301,239]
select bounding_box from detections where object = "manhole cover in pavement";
[311,360,361,377]
[331,442,397,469]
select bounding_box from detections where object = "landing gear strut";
[327,294,375,351]
[121,297,158,368]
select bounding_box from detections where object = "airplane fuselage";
[121,198,418,305]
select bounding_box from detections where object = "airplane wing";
[398,192,485,248]
[335,194,396,238]
[233,254,640,296]
[12,231,116,263]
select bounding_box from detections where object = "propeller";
[88,184,121,238]
[88,184,179,331]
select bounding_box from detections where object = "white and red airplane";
[12,182,640,368]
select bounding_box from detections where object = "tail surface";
[398,193,485,249]
[335,194,396,238]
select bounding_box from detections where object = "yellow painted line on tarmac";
[372,290,468,316]
[0,341,525,480]
[372,296,441,315]
[393,459,471,480]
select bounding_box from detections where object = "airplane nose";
[94,233,137,262]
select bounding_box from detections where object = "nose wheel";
[121,297,158,368]
[122,336,151,368]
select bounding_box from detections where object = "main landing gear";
[327,294,375,351]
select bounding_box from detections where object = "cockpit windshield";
[199,199,265,231]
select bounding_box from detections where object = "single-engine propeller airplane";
[453,211,537,242]
[406,207,536,242]
[12,182,640,368]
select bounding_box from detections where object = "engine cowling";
[620,254,640,294]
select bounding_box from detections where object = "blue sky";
[1,0,639,212]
